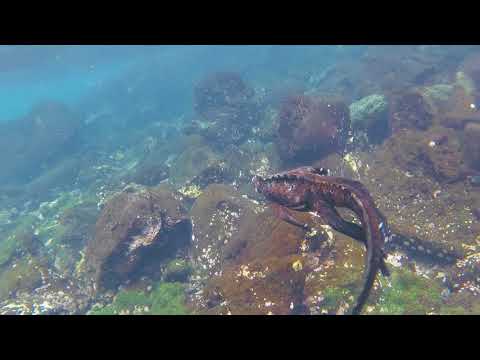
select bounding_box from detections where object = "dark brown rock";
[276,94,350,163]
[389,90,434,133]
[86,184,191,290]
[464,122,480,170]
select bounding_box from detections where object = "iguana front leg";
[270,203,327,252]
[270,203,310,230]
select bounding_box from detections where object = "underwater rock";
[58,201,99,247]
[440,87,480,130]
[0,101,82,185]
[86,184,191,290]
[349,94,389,143]
[368,266,445,315]
[423,127,466,181]
[276,94,350,163]
[460,52,480,93]
[445,251,480,297]
[313,46,461,103]
[163,259,193,283]
[194,71,255,118]
[190,183,373,314]
[440,290,480,314]
[379,127,465,182]
[389,89,435,133]
[168,142,221,186]
[0,214,40,267]
[185,161,236,190]
[463,122,480,170]
[202,254,309,315]
[350,94,388,129]
[0,256,44,301]
[420,84,455,112]
[191,71,261,148]
[0,272,94,315]
[125,160,169,187]
[87,281,190,315]
[361,46,460,91]
[190,184,265,277]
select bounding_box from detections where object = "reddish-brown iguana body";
[253,166,391,315]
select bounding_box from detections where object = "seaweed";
[88,282,190,315]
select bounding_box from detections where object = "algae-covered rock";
[86,184,192,290]
[0,214,39,267]
[191,185,374,314]
[378,127,466,182]
[421,84,455,111]
[276,94,351,162]
[191,71,261,149]
[0,257,44,301]
[350,94,388,130]
[463,122,480,170]
[303,235,365,315]
[169,143,220,186]
[88,281,189,315]
[0,274,94,315]
[389,89,435,133]
[164,259,193,282]
[371,267,444,315]
[190,184,261,277]
[124,161,169,187]
[203,254,308,315]
[440,288,480,315]
[440,86,480,130]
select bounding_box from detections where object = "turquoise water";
[0,46,154,121]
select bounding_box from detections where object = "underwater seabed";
[1,45,480,314]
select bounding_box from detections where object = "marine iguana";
[252,166,392,315]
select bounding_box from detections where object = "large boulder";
[189,71,261,149]
[276,94,350,163]
[464,122,480,170]
[378,127,466,183]
[389,90,435,133]
[85,184,191,290]
[349,94,389,143]
[189,184,366,315]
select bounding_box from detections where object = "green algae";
[164,259,193,282]
[321,287,355,311]
[0,188,97,275]
[349,94,388,129]
[0,257,43,301]
[372,268,443,315]
[0,236,20,268]
[0,214,37,267]
[88,282,190,315]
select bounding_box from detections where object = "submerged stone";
[85,184,192,290]
[350,94,388,130]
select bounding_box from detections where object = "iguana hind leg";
[312,200,390,277]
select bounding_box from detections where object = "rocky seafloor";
[1,45,480,315]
